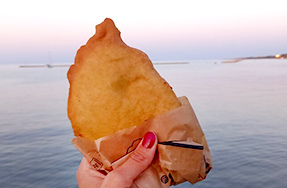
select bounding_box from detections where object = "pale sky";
[1,0,287,64]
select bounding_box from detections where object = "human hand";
[76,131,158,188]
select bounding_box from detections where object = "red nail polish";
[142,131,156,149]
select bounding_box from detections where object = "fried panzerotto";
[67,18,181,140]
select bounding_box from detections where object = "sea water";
[0,59,287,187]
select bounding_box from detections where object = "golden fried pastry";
[67,18,180,140]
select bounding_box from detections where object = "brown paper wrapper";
[72,96,212,187]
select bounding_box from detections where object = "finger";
[77,157,105,188]
[102,131,158,187]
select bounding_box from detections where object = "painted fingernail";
[142,131,156,149]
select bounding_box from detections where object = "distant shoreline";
[153,62,189,65]
[222,53,287,63]
[19,62,189,68]
[19,64,70,68]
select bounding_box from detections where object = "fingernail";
[142,131,156,149]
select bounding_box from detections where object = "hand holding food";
[67,18,212,187]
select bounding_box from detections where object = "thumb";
[102,132,157,187]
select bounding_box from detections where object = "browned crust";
[67,18,180,140]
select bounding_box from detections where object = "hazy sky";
[1,0,287,64]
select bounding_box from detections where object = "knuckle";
[130,148,147,164]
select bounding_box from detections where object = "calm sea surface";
[0,59,287,188]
